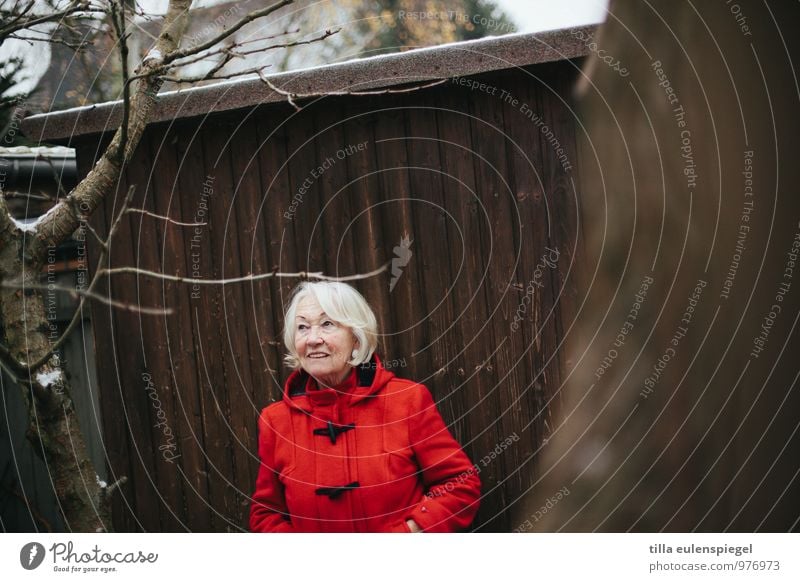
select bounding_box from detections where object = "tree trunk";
[0,217,111,530]
[0,0,191,532]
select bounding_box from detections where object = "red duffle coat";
[249,355,481,532]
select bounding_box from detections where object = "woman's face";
[293,295,357,387]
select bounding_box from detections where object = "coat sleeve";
[249,408,296,532]
[406,385,481,532]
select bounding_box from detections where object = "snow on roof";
[22,24,596,144]
[0,146,75,158]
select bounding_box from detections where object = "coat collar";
[282,354,394,412]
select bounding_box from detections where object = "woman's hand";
[406,519,422,532]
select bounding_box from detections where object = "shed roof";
[22,25,595,144]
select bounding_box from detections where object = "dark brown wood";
[169,122,218,532]
[145,126,204,532]
[433,80,503,531]
[80,62,583,531]
[124,133,185,532]
[81,136,139,533]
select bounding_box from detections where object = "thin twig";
[126,208,206,227]
[162,64,271,84]
[258,75,448,112]
[169,28,336,70]
[26,185,135,372]
[163,0,295,63]
[79,217,106,249]
[102,476,128,497]
[101,260,391,285]
[39,155,69,201]
[0,281,173,315]
[0,1,104,41]
[7,32,91,51]
[110,0,130,163]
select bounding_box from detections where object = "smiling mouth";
[307,353,330,359]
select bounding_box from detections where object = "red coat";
[249,355,481,532]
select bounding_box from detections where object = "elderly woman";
[249,281,481,532]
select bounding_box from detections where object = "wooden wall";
[79,60,584,532]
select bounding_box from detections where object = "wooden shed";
[22,26,592,532]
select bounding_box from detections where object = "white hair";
[282,281,378,369]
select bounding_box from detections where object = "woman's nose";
[307,328,323,344]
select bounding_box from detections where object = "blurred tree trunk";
[514,0,800,531]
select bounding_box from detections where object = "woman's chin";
[304,363,343,385]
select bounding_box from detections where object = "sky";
[135,0,610,31]
[494,0,609,33]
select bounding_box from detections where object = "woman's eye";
[298,324,308,331]
[322,321,334,328]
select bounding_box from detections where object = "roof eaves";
[22,24,596,144]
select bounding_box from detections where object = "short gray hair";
[282,281,378,369]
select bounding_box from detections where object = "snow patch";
[143,48,163,64]
[96,474,108,489]
[10,216,40,232]
[36,369,63,388]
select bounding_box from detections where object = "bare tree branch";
[163,0,295,63]
[101,261,391,284]
[109,0,130,164]
[258,74,449,111]
[0,0,103,42]
[29,0,193,257]
[168,28,337,70]
[126,208,206,227]
[0,280,173,315]
[23,186,155,372]
[161,63,271,84]
[6,32,92,51]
